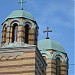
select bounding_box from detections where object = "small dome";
[38,39,65,53]
[5,10,35,21]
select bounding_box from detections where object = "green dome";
[5,10,35,21]
[38,39,65,53]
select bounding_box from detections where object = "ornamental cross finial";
[18,0,27,10]
[43,27,52,39]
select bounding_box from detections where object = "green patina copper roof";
[38,39,65,53]
[5,10,35,21]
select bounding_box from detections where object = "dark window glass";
[24,25,29,44]
[56,57,60,75]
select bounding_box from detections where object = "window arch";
[3,24,6,30]
[43,56,46,60]
[24,24,29,44]
[56,57,60,75]
[12,23,18,42]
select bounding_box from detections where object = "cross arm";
[43,30,52,33]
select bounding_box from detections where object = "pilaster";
[1,29,6,46]
[17,26,25,42]
[28,29,35,45]
[10,26,13,43]
[6,26,11,43]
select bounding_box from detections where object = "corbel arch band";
[52,52,67,63]
[10,20,19,26]
[23,19,37,29]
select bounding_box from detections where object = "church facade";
[0,1,68,75]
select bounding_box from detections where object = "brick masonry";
[0,47,46,75]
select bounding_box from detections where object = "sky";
[0,0,74,75]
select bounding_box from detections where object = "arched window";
[3,24,6,30]
[12,23,18,42]
[56,57,60,75]
[43,56,46,60]
[24,25,29,44]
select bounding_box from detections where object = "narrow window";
[24,25,29,44]
[12,23,18,42]
[56,57,60,75]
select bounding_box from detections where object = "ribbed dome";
[5,10,35,21]
[38,39,65,53]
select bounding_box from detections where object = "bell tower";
[1,0,38,46]
[1,16,38,47]
[1,0,39,47]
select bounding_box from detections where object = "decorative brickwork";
[10,26,13,43]
[28,29,35,45]
[1,18,38,46]
[17,26,25,42]
[6,27,11,43]
[0,47,46,75]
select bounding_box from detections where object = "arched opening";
[3,24,6,30]
[43,56,46,60]
[42,53,48,60]
[24,25,29,44]
[56,57,60,75]
[12,23,18,42]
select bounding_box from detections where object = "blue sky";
[0,0,74,75]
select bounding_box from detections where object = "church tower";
[38,27,68,75]
[1,1,38,47]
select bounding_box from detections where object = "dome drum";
[1,10,38,46]
[2,18,37,29]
